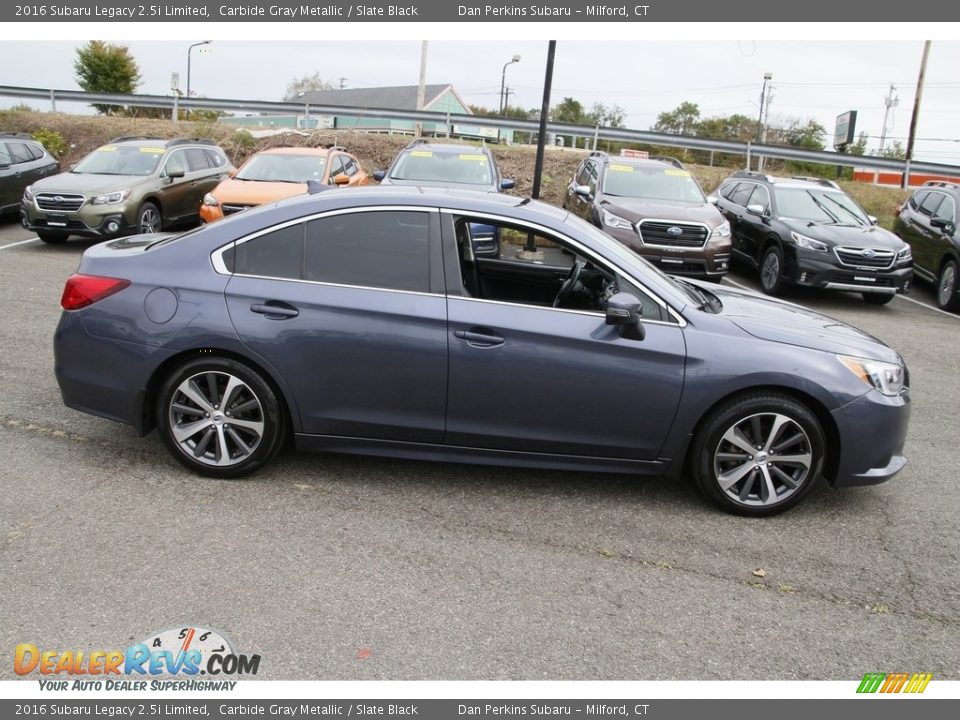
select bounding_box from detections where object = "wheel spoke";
[225,417,264,437]
[738,468,759,501]
[771,432,805,454]
[221,375,244,411]
[750,416,763,447]
[718,460,756,491]
[226,427,253,456]
[173,418,211,443]
[773,452,812,469]
[229,398,259,415]
[722,426,757,455]
[716,451,749,462]
[180,379,214,414]
[763,415,790,451]
[770,464,799,489]
[759,465,778,504]
[205,373,219,407]
[171,402,205,417]
[214,426,232,465]
[192,427,216,458]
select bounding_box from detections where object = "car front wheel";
[690,392,825,516]
[157,357,285,478]
[759,245,785,295]
[137,201,162,234]
[937,259,960,312]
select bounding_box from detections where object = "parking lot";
[1,216,958,681]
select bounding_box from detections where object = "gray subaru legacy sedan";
[53,187,910,516]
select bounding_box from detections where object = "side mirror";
[333,173,350,186]
[931,217,956,234]
[165,168,185,180]
[707,195,719,206]
[574,184,592,199]
[746,204,766,217]
[867,214,878,225]
[605,292,645,341]
[372,170,386,182]
[500,178,515,190]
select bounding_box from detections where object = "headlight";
[600,208,634,231]
[709,220,731,241]
[791,231,828,252]
[897,245,912,262]
[23,185,34,201]
[838,355,905,396]
[92,189,131,205]
[202,193,220,207]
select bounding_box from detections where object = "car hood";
[701,281,901,363]
[211,178,308,204]
[601,197,723,226]
[31,172,148,196]
[782,218,905,249]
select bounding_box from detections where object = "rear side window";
[730,183,755,206]
[0,144,11,165]
[304,211,430,293]
[8,142,34,164]
[934,195,956,223]
[204,149,228,168]
[231,224,303,280]
[186,148,212,171]
[919,192,944,217]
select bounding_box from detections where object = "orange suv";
[200,146,369,222]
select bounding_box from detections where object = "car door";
[326,154,346,186]
[738,184,773,260]
[929,194,957,271]
[441,212,686,460]
[718,182,757,261]
[0,143,15,210]
[158,149,195,223]
[912,191,946,274]
[223,207,448,441]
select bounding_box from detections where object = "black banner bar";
[4,0,959,23]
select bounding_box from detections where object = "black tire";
[156,357,286,479]
[37,231,67,244]
[137,201,162,234]
[689,392,825,517]
[936,259,960,312]
[862,292,895,305]
[759,244,785,296]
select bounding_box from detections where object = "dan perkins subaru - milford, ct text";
[458,5,651,16]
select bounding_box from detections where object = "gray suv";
[0,133,58,215]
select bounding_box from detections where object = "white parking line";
[896,293,960,321]
[720,276,754,291]
[0,237,39,251]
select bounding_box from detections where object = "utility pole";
[339,77,347,89]
[903,40,931,189]
[874,84,900,183]
[415,40,428,138]
[756,72,772,172]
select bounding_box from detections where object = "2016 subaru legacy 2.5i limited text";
[53,187,910,516]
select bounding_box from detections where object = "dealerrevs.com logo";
[14,626,260,691]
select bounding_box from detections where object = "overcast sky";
[2,40,958,163]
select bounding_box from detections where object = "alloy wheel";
[939,263,957,308]
[140,207,161,233]
[168,371,265,468]
[713,412,813,507]
[761,252,780,291]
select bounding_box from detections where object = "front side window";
[163,150,188,177]
[748,185,771,214]
[305,211,430,292]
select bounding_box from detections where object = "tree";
[847,131,869,156]
[652,102,701,135]
[879,140,906,160]
[73,41,141,115]
[697,113,757,142]
[284,72,335,100]
[587,102,626,129]
[552,97,587,125]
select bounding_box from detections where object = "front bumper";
[830,387,910,487]
[21,201,137,239]
[604,227,731,278]
[785,248,913,294]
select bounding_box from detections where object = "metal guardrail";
[2,84,958,177]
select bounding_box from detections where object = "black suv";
[0,133,58,215]
[374,139,515,256]
[893,181,960,311]
[715,172,912,304]
[563,152,731,280]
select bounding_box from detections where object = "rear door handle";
[250,301,299,319]
[454,328,504,347]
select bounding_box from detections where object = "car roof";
[255,147,337,157]
[401,142,489,154]
[105,136,219,149]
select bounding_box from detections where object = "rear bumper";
[830,387,910,487]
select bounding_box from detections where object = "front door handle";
[454,328,504,347]
[250,301,299,319]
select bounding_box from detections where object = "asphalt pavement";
[1,219,958,680]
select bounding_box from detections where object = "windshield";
[73,145,164,176]
[602,164,706,203]
[390,149,493,186]
[776,188,870,225]
[236,153,327,183]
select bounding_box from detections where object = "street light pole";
[499,54,521,114]
[755,72,772,171]
[186,40,212,114]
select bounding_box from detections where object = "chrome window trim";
[448,294,686,328]
[218,272,444,299]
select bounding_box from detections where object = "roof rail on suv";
[790,175,840,189]
[404,138,432,149]
[650,155,685,169]
[0,132,34,140]
[923,180,959,190]
[731,170,774,183]
[588,150,608,159]
[166,138,216,147]
[107,136,164,144]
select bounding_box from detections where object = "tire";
[936,259,960,312]
[862,292,895,305]
[137,201,162,234]
[37,231,66,244]
[156,357,286,479]
[759,244,785,296]
[690,392,825,517]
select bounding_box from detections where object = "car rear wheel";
[37,231,67,244]
[157,357,285,478]
[690,392,825,516]
[759,245,785,296]
[936,259,960,312]
[137,201,162,234]
[862,292,895,305]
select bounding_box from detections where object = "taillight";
[60,274,130,310]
